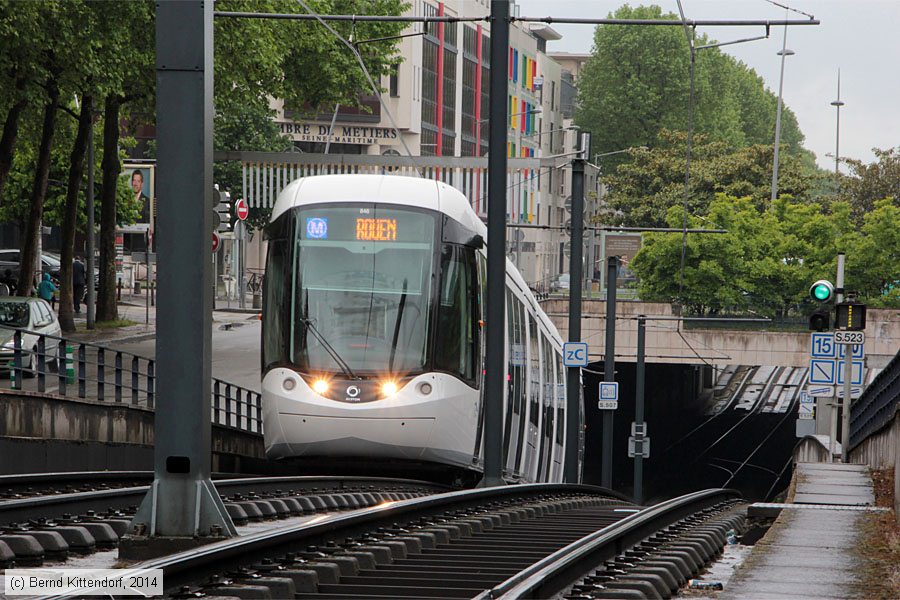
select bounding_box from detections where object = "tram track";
[0,476,444,568]
[100,485,742,599]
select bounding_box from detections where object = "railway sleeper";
[563,505,746,599]
[5,528,68,560]
[0,534,44,566]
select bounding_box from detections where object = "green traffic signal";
[809,279,834,302]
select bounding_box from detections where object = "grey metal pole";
[634,315,646,504]
[830,252,845,462]
[770,26,793,202]
[841,337,852,463]
[602,256,618,488]
[86,118,96,330]
[481,0,509,488]
[564,156,585,483]
[124,0,235,553]
[831,70,844,176]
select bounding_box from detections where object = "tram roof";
[271,174,486,238]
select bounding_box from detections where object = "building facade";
[269,0,578,288]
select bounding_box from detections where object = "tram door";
[505,291,527,477]
[552,350,566,481]
[522,313,541,480]
[537,335,555,481]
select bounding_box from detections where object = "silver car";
[0,297,62,374]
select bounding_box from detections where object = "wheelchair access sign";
[563,342,589,367]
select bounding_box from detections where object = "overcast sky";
[513,0,900,171]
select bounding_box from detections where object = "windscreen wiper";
[299,317,360,380]
[388,278,408,374]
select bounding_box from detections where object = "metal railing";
[849,346,900,451]
[0,326,262,435]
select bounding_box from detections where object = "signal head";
[809,279,834,303]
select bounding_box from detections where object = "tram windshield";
[290,205,436,375]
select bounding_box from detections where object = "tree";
[0,2,45,200]
[836,147,900,221]
[576,4,806,168]
[598,130,815,228]
[846,198,900,307]
[629,195,860,316]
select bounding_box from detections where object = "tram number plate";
[834,331,864,345]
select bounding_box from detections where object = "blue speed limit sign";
[563,342,589,367]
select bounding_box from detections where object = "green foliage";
[629,193,896,315]
[0,110,141,228]
[599,130,815,227]
[213,100,289,231]
[631,194,856,317]
[835,147,900,221]
[576,4,805,167]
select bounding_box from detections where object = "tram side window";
[435,244,478,383]
[263,238,289,370]
[528,314,540,426]
[555,349,565,444]
[511,292,526,415]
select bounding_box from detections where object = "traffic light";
[808,279,834,331]
[809,279,834,303]
[809,311,830,332]
[213,189,232,233]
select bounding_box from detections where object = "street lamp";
[830,69,845,176]
[770,26,795,201]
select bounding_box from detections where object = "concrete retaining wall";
[544,300,900,368]
[0,390,265,474]
[794,436,832,463]
[850,411,900,520]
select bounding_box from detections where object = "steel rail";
[480,488,740,599]
[134,483,630,594]
[0,476,443,526]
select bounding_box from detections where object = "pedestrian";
[37,272,57,309]
[0,269,16,295]
[73,254,86,313]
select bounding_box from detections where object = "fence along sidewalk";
[0,326,262,435]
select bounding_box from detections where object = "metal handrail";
[479,488,740,599]
[849,347,900,451]
[0,325,263,435]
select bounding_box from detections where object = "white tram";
[261,175,583,484]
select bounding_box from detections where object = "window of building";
[389,63,399,97]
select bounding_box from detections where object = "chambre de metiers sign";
[278,120,400,146]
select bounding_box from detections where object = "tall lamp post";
[830,70,845,176]
[770,26,795,202]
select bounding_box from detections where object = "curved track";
[75,485,744,600]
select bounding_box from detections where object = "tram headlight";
[312,379,330,395]
[381,381,399,397]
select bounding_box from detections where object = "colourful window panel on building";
[520,100,526,132]
[508,47,513,80]
[532,60,537,92]
[513,49,518,82]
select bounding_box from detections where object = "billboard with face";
[123,163,154,226]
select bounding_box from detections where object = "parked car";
[0,297,61,375]
[0,249,61,285]
[0,250,98,291]
[551,273,570,292]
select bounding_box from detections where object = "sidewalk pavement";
[723,462,888,599]
[64,294,260,346]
